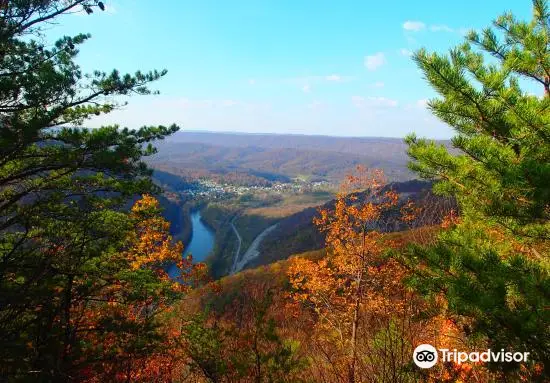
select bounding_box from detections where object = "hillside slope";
[174,226,443,382]
[250,180,454,268]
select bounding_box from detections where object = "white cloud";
[326,74,341,82]
[403,20,426,31]
[371,81,385,88]
[352,96,398,108]
[302,84,311,93]
[364,52,386,71]
[248,79,256,85]
[400,48,413,57]
[430,24,453,32]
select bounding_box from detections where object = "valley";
[158,173,337,278]
[151,131,447,278]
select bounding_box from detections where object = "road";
[229,216,242,273]
[231,223,278,274]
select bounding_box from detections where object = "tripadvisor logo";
[413,344,438,368]
[413,344,530,369]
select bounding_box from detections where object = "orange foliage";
[284,168,501,382]
[401,199,424,225]
[287,167,421,382]
[76,195,207,382]
[441,208,461,229]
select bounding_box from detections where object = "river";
[167,210,215,278]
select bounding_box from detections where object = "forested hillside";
[164,131,446,155]
[254,180,455,268]
[149,136,420,183]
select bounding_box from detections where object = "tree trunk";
[349,274,362,383]
[63,277,74,353]
[349,299,360,383]
[60,274,74,382]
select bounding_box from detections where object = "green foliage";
[407,0,549,239]
[403,0,550,379]
[369,319,416,383]
[240,291,308,383]
[182,313,230,382]
[182,292,308,383]
[0,1,180,380]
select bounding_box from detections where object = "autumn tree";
[0,1,182,380]
[403,0,549,380]
[77,195,206,382]
[287,167,420,383]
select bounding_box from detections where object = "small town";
[179,178,332,199]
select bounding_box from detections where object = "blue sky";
[52,0,534,138]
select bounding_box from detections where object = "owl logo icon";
[413,344,438,368]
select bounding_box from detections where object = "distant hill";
[165,131,418,155]
[149,131,448,183]
[153,169,198,192]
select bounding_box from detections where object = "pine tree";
[0,2,182,380]
[403,0,549,379]
[182,290,307,383]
